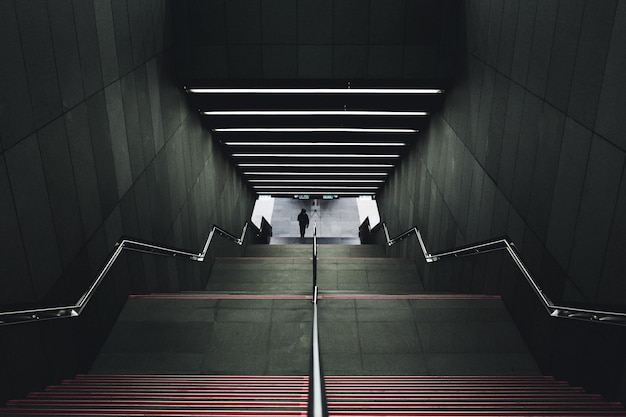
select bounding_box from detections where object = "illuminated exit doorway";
[251,196,380,241]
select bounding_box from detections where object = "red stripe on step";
[325,401,623,409]
[62,379,308,386]
[326,412,626,416]
[55,382,573,389]
[0,410,307,416]
[75,374,308,381]
[29,392,309,400]
[8,399,308,408]
[318,257,415,261]
[323,388,586,393]
[217,257,415,261]
[29,392,601,401]
[72,376,308,384]
[47,386,309,393]
[24,399,611,410]
[323,383,572,387]
[325,383,566,386]
[130,294,500,300]
[326,393,602,400]
[323,378,567,384]
[51,384,577,392]
[324,375,556,381]
[4,410,623,417]
[217,257,312,260]
[129,294,312,299]
[318,294,501,299]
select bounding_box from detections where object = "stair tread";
[4,375,624,417]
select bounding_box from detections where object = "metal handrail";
[0,223,251,326]
[312,222,318,291]
[382,222,626,326]
[308,299,326,417]
[308,222,327,417]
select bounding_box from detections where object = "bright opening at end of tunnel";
[251,196,380,240]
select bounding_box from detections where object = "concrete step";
[322,376,626,415]
[245,244,385,258]
[316,295,540,376]
[89,294,539,377]
[269,237,361,245]
[206,255,422,294]
[317,257,422,294]
[89,296,314,376]
[3,375,309,416]
[3,375,625,417]
[206,257,313,293]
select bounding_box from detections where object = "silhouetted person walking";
[297,209,309,238]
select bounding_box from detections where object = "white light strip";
[188,88,442,94]
[253,186,379,190]
[232,153,400,158]
[261,191,376,195]
[248,179,384,183]
[203,110,428,116]
[224,141,406,147]
[224,141,406,146]
[214,128,418,133]
[239,163,394,168]
[242,172,389,176]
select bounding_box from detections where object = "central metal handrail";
[308,221,327,417]
[309,298,325,417]
[382,222,626,326]
[312,222,318,291]
[0,223,250,327]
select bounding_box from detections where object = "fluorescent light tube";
[238,163,394,168]
[213,128,418,133]
[248,179,384,183]
[224,142,406,147]
[242,172,388,176]
[203,110,428,116]
[261,191,376,195]
[253,185,379,190]
[188,88,442,94]
[232,153,400,158]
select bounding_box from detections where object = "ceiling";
[185,83,445,197]
[173,0,459,197]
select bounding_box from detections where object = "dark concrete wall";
[379,0,626,401]
[0,0,254,404]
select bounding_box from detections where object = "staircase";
[2,243,625,416]
[325,376,626,416]
[2,375,625,416]
[1,374,308,416]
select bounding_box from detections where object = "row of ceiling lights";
[188,87,442,196]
